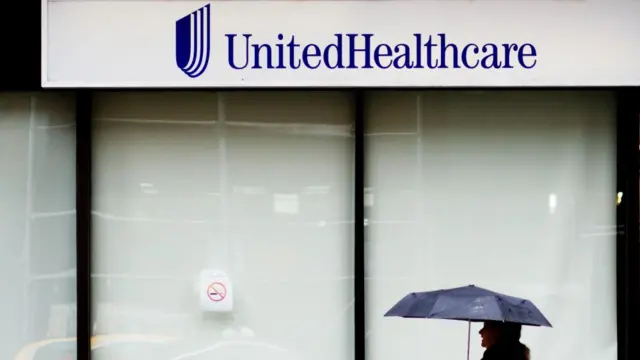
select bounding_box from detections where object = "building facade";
[0,1,639,360]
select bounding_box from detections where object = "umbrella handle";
[466,321,471,360]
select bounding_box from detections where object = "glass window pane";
[365,91,617,360]
[0,93,76,359]
[92,91,354,360]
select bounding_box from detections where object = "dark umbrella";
[385,285,552,360]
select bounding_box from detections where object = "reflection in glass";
[92,91,354,360]
[0,93,76,360]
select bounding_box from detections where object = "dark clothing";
[481,341,529,360]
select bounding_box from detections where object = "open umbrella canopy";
[384,284,552,327]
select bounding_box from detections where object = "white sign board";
[199,269,234,312]
[42,0,640,87]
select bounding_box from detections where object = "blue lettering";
[518,43,537,69]
[423,35,439,69]
[275,34,286,69]
[461,44,480,69]
[501,43,517,69]
[286,36,302,69]
[226,34,250,70]
[347,33,373,69]
[413,34,424,69]
[302,44,322,69]
[480,44,501,69]
[392,44,414,69]
[223,33,538,71]
[324,35,344,69]
[252,43,273,69]
[373,44,393,69]
[438,33,459,69]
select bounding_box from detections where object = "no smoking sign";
[199,270,233,312]
[206,282,227,302]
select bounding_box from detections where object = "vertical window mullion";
[354,89,365,360]
[615,89,640,360]
[76,90,93,360]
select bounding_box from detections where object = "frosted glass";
[365,91,617,360]
[0,93,77,360]
[92,91,354,360]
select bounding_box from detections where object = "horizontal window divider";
[93,117,354,137]
[31,209,77,218]
[36,123,76,130]
[91,212,353,226]
[364,132,418,137]
[94,117,218,125]
[226,121,353,137]
[91,211,221,224]
[364,220,420,225]
[89,273,355,283]
[30,269,77,281]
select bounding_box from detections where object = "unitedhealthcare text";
[226,33,538,70]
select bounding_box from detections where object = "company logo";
[175,3,538,78]
[175,4,211,78]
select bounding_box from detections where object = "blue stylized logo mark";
[175,4,211,78]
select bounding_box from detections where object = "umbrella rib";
[495,296,507,322]
[426,296,450,318]
[429,295,508,322]
[427,295,475,320]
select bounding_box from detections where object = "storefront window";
[92,91,354,360]
[365,91,617,360]
[0,93,77,360]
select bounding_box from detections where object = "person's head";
[478,321,523,348]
